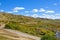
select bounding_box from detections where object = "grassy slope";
[0,12,60,37]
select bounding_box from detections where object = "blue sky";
[0,0,60,19]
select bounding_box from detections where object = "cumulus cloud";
[32,9,38,12]
[39,8,55,14]
[41,14,60,19]
[45,10,55,13]
[31,8,55,14]
[32,8,46,13]
[39,8,46,12]
[13,7,25,12]
[31,14,53,19]
[30,13,60,19]
[42,14,55,19]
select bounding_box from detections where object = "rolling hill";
[0,12,60,37]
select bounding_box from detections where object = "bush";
[5,22,20,30]
[41,34,57,40]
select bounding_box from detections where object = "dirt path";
[0,29,41,40]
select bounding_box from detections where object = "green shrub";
[5,22,20,30]
[41,34,57,40]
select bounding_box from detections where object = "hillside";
[0,12,60,37]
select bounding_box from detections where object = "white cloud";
[0,10,4,12]
[42,15,55,19]
[40,14,60,19]
[30,14,60,19]
[55,14,60,15]
[30,8,55,14]
[13,7,25,12]
[13,10,18,12]
[45,10,55,13]
[39,8,46,12]
[31,14,39,18]
[32,9,38,12]
[32,8,45,13]
[39,8,55,14]
[14,7,25,10]
[25,14,30,16]
[6,11,13,13]
[25,11,29,13]
[31,14,55,19]
[55,16,60,19]
[54,14,60,19]
[42,14,46,15]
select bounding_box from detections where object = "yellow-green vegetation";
[0,36,14,40]
[5,21,55,37]
[0,12,60,37]
[41,34,57,40]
